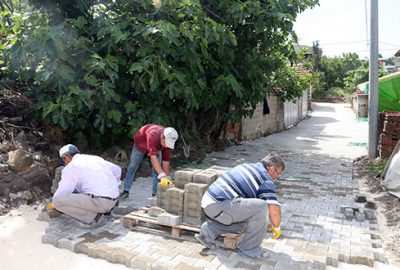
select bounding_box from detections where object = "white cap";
[163,127,178,149]
[59,144,79,158]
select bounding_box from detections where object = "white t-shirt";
[54,154,121,198]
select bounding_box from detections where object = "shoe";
[78,213,108,229]
[238,250,270,260]
[194,233,216,250]
[119,191,129,199]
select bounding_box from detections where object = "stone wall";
[241,95,285,140]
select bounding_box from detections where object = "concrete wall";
[240,91,308,140]
[352,94,368,118]
[241,95,285,140]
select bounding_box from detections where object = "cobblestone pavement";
[41,103,396,269]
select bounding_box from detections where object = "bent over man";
[53,144,121,228]
[120,124,178,198]
[195,153,284,260]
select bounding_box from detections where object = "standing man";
[119,124,178,199]
[195,153,284,260]
[53,144,121,228]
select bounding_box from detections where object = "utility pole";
[368,0,379,158]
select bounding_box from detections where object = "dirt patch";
[354,156,400,264]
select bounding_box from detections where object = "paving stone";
[148,206,166,217]
[325,256,339,268]
[364,209,377,220]
[175,262,204,270]
[57,237,85,252]
[373,252,387,263]
[354,211,366,222]
[110,247,138,266]
[130,255,156,270]
[350,250,374,267]
[157,213,182,226]
[354,194,367,203]
[111,205,137,217]
[37,211,51,222]
[344,208,354,220]
[192,169,219,185]
[74,242,96,256]
[174,168,202,188]
[91,243,115,260]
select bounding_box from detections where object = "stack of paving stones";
[155,166,230,227]
[378,112,400,158]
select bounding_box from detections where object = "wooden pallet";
[123,210,243,249]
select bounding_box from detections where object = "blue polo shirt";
[201,163,278,207]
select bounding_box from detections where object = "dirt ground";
[354,156,400,265]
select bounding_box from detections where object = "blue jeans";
[123,144,161,195]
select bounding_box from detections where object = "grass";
[366,158,388,175]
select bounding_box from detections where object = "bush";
[1,0,318,148]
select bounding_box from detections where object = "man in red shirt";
[120,124,178,198]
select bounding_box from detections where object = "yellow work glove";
[46,202,55,212]
[160,177,174,189]
[267,224,281,239]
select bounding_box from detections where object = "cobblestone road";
[41,103,397,269]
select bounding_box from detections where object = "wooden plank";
[123,210,237,249]
[171,227,182,238]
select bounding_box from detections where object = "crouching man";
[195,153,284,260]
[52,144,121,228]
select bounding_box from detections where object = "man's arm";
[162,161,171,177]
[53,167,77,197]
[268,204,281,228]
[150,155,164,175]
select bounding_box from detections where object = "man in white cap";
[52,144,121,228]
[120,124,178,199]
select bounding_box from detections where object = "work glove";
[46,202,63,218]
[267,224,281,239]
[46,202,55,212]
[160,177,174,189]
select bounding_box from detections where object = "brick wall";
[378,112,400,158]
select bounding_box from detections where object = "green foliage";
[273,65,312,101]
[366,158,387,176]
[343,61,388,94]
[1,0,318,147]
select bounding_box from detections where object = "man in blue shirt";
[195,153,284,260]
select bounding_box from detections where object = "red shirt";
[133,124,172,161]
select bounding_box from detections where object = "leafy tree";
[1,0,318,148]
[320,53,362,90]
[343,61,387,94]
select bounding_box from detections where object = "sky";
[294,0,400,59]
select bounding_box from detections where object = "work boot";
[119,190,129,199]
[78,213,108,229]
[194,233,216,250]
[48,209,63,219]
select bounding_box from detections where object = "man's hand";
[267,224,281,239]
[47,202,55,212]
[160,177,174,189]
